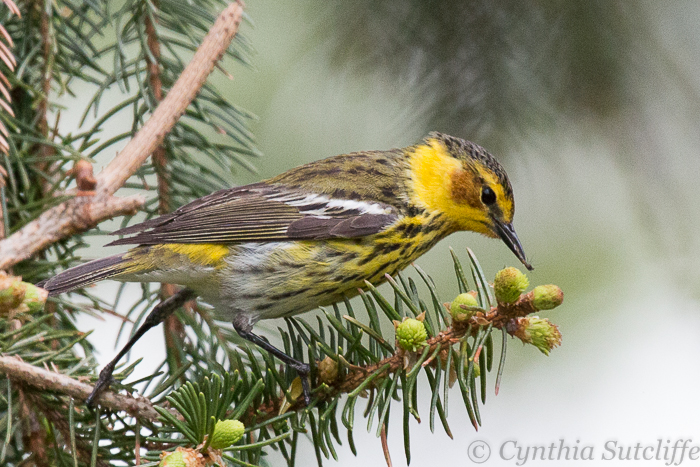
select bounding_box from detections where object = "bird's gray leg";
[232,317,311,405]
[87,288,197,408]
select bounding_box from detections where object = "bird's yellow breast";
[232,215,452,319]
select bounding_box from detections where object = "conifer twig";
[245,293,542,423]
[0,1,246,270]
[144,0,188,372]
[94,0,245,197]
[0,0,18,156]
[0,288,546,426]
[0,356,160,421]
[0,194,143,270]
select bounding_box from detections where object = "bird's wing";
[107,183,399,246]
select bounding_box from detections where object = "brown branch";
[0,355,160,421]
[0,194,143,270]
[0,1,246,270]
[0,0,18,156]
[95,1,244,197]
[144,1,170,216]
[19,388,50,467]
[0,165,6,240]
[242,325,468,425]
[22,389,110,467]
[36,0,51,138]
[162,284,186,370]
[29,0,58,197]
[145,2,187,370]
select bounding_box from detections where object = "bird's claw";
[292,362,312,405]
[86,364,116,408]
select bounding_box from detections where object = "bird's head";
[408,132,533,270]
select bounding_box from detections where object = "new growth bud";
[470,361,481,379]
[23,283,49,313]
[395,318,427,352]
[494,267,529,304]
[0,273,48,316]
[532,285,564,310]
[210,419,245,449]
[159,451,186,467]
[318,356,339,384]
[512,316,562,355]
[159,448,204,467]
[450,292,479,322]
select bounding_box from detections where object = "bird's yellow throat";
[408,138,492,235]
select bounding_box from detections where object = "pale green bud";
[396,318,427,352]
[0,274,48,316]
[532,285,564,310]
[22,283,48,313]
[159,451,186,467]
[470,361,481,379]
[450,292,479,322]
[494,267,529,304]
[514,316,562,356]
[210,419,245,449]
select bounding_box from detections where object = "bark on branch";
[0,1,245,271]
[95,1,244,197]
[0,194,143,270]
[0,355,160,421]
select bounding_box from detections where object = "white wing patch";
[325,199,393,215]
[273,193,394,218]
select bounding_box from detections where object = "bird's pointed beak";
[493,219,533,271]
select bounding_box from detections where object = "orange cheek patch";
[450,169,480,206]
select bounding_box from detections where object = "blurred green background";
[73,1,700,465]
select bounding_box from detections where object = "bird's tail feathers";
[37,254,128,296]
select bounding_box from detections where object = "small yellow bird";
[39,132,531,403]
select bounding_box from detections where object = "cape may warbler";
[39,132,532,402]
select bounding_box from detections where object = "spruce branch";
[140,256,563,466]
[0,193,144,270]
[0,355,160,421]
[145,0,190,373]
[94,0,245,197]
[0,1,246,270]
[0,0,18,156]
[18,388,50,467]
[240,288,553,426]
[1,247,564,465]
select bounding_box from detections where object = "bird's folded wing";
[107,184,399,246]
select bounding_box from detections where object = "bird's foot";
[86,362,117,408]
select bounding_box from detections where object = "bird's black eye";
[481,187,497,205]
